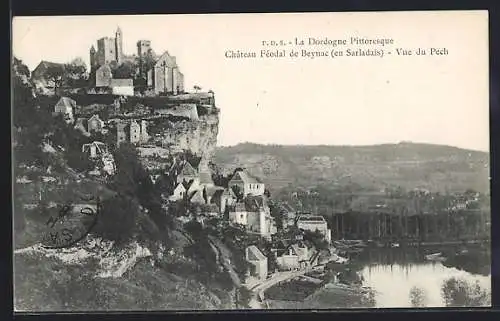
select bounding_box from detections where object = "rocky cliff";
[155,111,219,170]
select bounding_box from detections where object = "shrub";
[93,194,139,244]
[66,151,93,173]
[237,286,252,308]
[441,277,491,307]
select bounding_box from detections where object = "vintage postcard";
[12,11,490,311]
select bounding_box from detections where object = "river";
[348,244,491,308]
[266,244,491,309]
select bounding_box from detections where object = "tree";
[45,64,65,91]
[113,61,136,79]
[441,277,491,307]
[193,85,202,93]
[136,50,156,80]
[110,142,172,231]
[409,286,427,307]
[66,150,93,173]
[93,194,140,244]
[13,57,30,78]
[231,185,244,202]
[64,57,87,87]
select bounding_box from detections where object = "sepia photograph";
[12,11,491,311]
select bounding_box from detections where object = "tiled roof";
[37,60,65,70]
[174,182,187,192]
[230,170,263,184]
[297,215,326,223]
[180,161,197,177]
[199,171,214,185]
[190,189,205,203]
[244,195,267,212]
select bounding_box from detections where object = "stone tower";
[115,27,123,65]
[137,40,152,57]
[89,45,97,71]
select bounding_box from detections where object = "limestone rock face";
[158,112,219,170]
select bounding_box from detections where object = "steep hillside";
[214,142,490,194]
[12,57,240,312]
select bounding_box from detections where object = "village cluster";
[24,27,338,284]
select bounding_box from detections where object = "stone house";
[190,189,205,204]
[129,120,141,144]
[127,120,149,145]
[228,196,277,239]
[184,179,200,199]
[169,182,187,201]
[54,97,76,124]
[95,64,113,87]
[87,114,105,133]
[274,240,318,271]
[110,78,134,96]
[82,141,108,159]
[147,51,185,95]
[228,169,265,197]
[213,188,237,215]
[296,215,332,244]
[31,60,65,93]
[245,245,268,281]
[176,161,199,185]
[116,121,128,146]
[228,203,248,226]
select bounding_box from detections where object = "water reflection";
[356,246,491,308]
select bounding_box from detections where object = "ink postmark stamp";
[41,193,100,249]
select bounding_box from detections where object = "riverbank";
[251,243,491,309]
[261,260,375,309]
[264,279,375,309]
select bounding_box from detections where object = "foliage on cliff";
[105,142,174,245]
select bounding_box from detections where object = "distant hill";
[213,142,490,194]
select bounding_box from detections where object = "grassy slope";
[14,254,232,312]
[214,142,490,193]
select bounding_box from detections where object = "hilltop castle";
[89,27,127,69]
[89,27,185,95]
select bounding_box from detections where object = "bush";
[237,287,252,308]
[93,194,139,244]
[66,151,93,172]
[441,277,491,307]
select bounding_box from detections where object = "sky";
[12,11,489,151]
